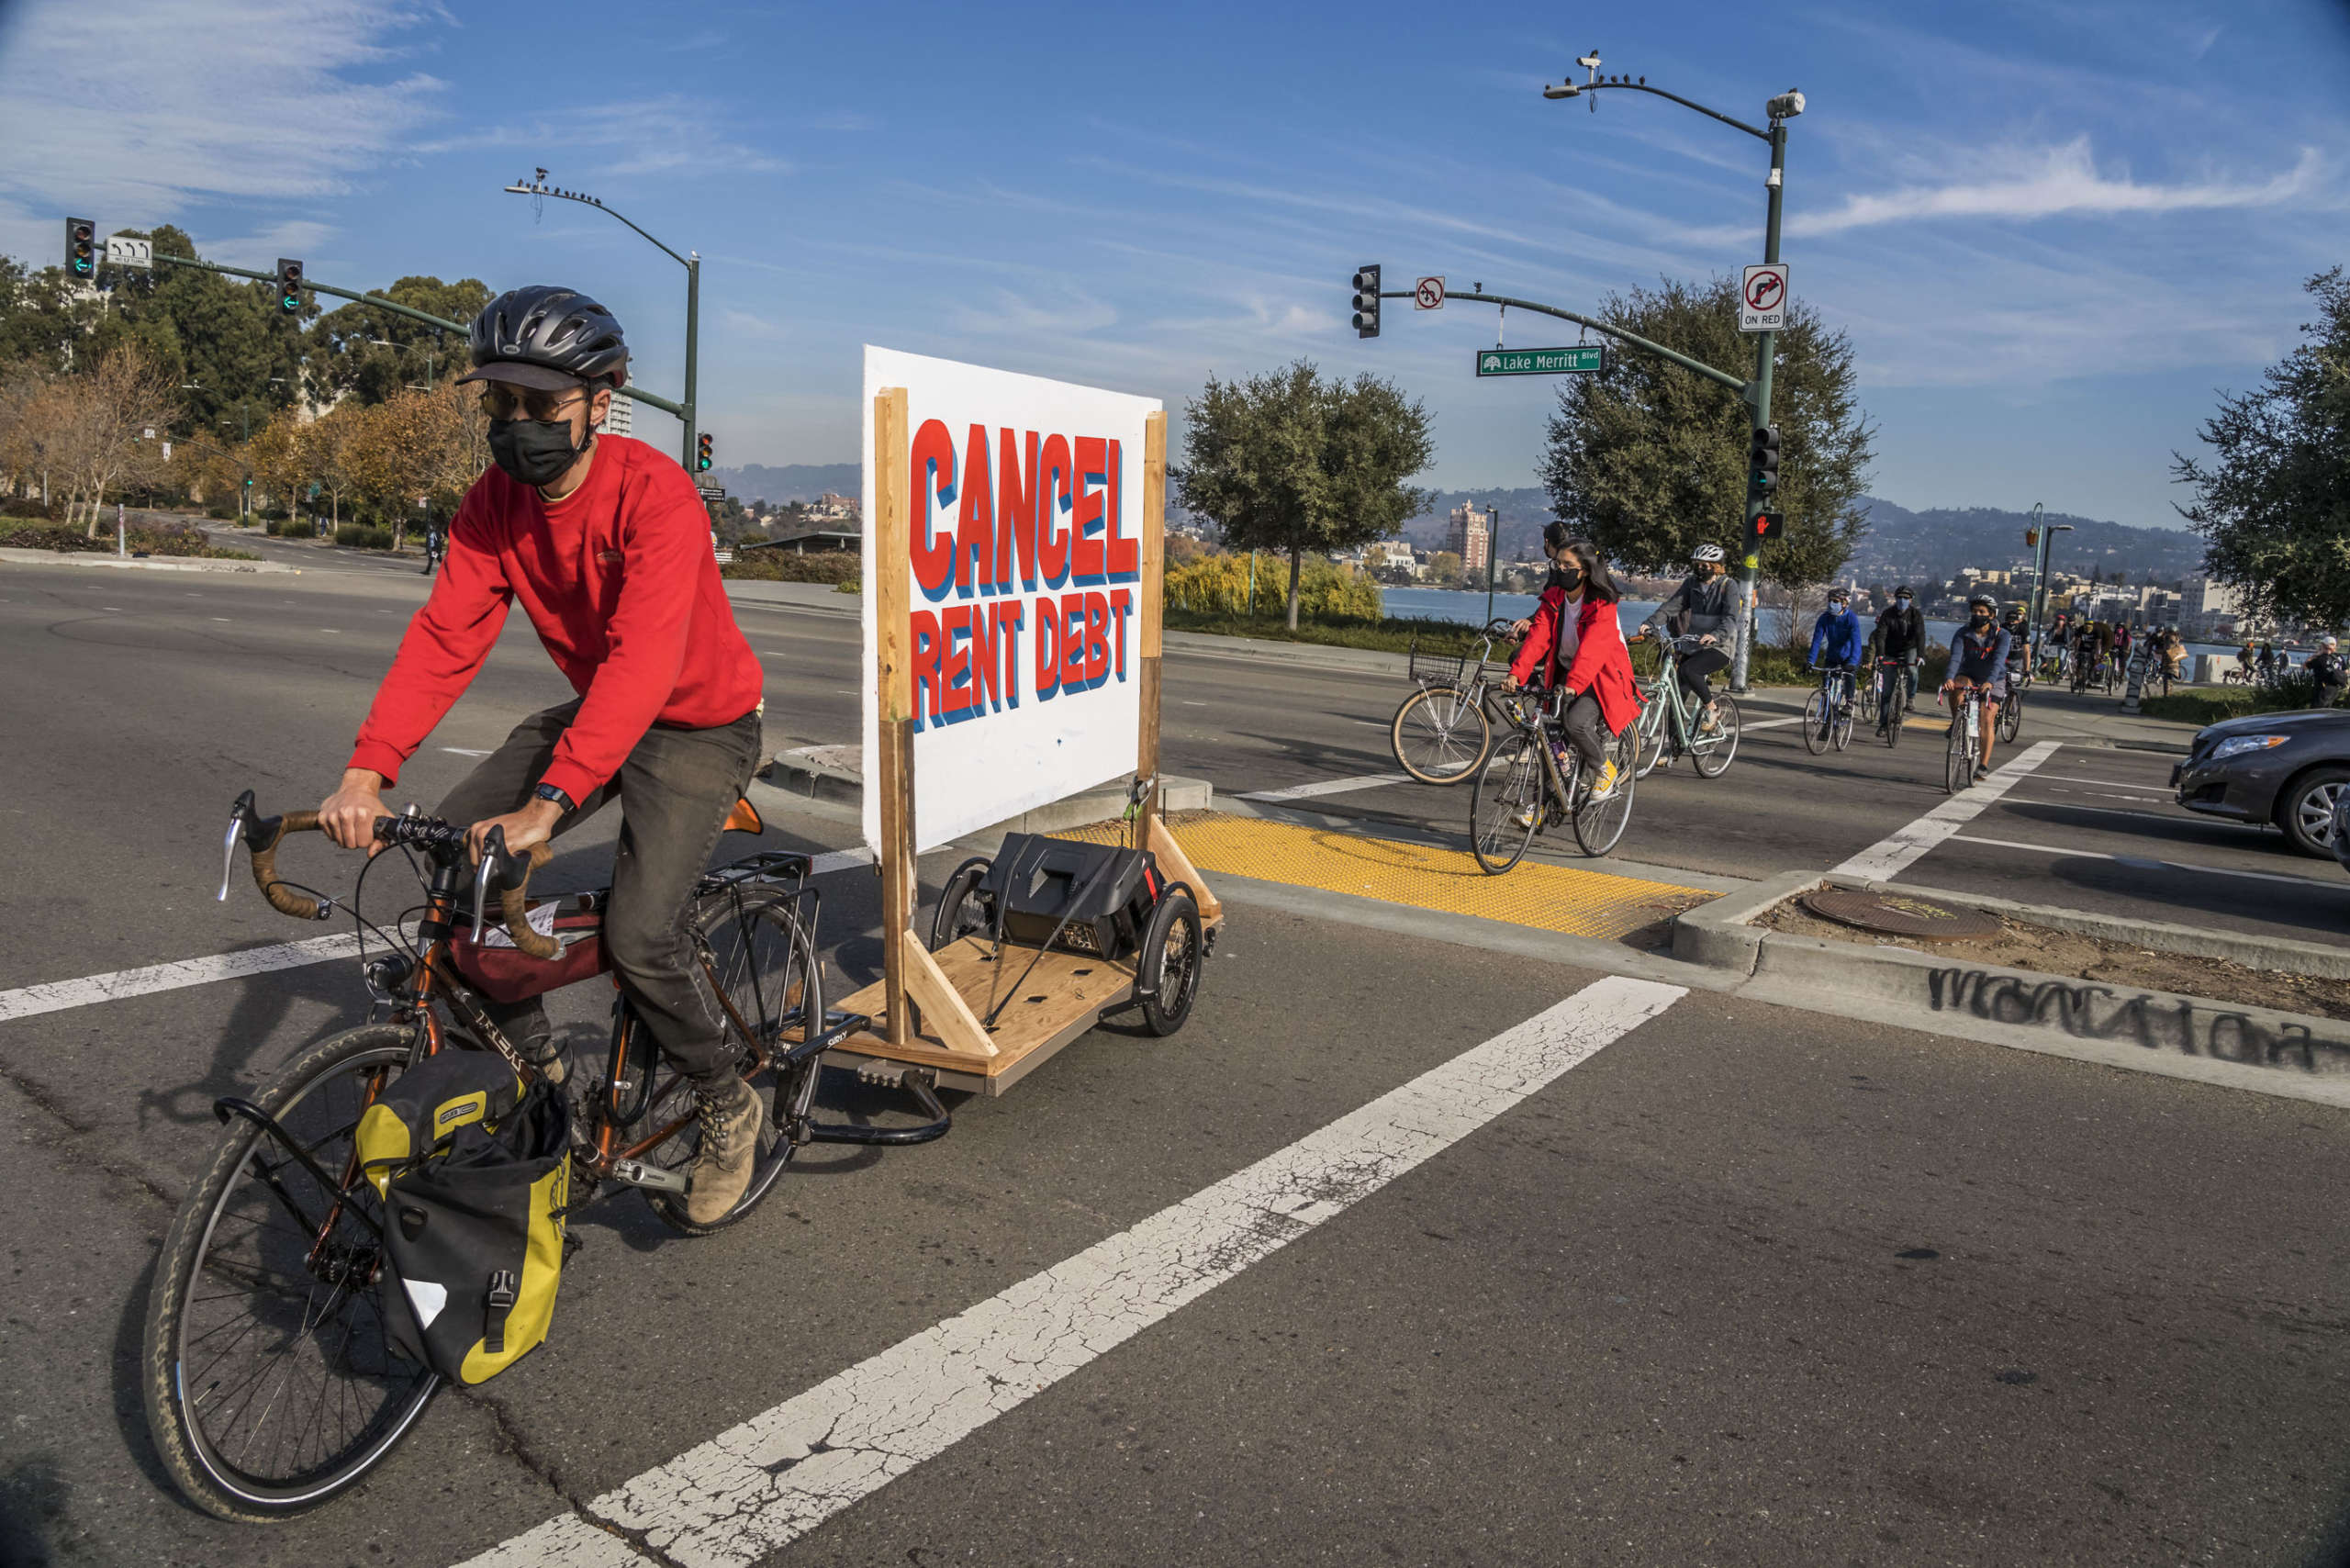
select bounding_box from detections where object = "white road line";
[1945,834,2345,891]
[0,933,365,1025]
[1989,798,2190,827]
[1740,715,1802,731]
[1239,772,1413,801]
[442,746,494,756]
[2031,774,2172,793]
[211,617,232,622]
[453,974,1686,1568]
[2027,785,2170,803]
[1830,740,2062,881]
[809,846,869,874]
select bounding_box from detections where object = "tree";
[1427,549,1465,588]
[1538,274,1874,588]
[70,342,179,533]
[1178,360,1433,630]
[2175,268,2350,632]
[308,274,489,408]
[347,382,487,545]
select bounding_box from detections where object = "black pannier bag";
[354,1051,572,1384]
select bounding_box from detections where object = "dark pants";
[438,699,764,1087]
[1678,647,1730,704]
[1559,690,1612,768]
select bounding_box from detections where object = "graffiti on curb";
[1926,969,2345,1074]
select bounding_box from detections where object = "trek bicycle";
[1868,655,1912,749]
[143,790,946,1523]
[1468,687,1639,872]
[1389,618,1516,785]
[1942,685,1996,793]
[1628,631,1740,779]
[1802,663,1859,755]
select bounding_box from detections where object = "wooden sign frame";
[831,392,1219,1094]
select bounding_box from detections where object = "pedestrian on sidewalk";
[2309,635,2346,708]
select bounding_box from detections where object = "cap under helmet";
[464,285,629,389]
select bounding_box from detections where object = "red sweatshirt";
[348,434,763,803]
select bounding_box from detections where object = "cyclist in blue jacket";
[1807,588,1865,725]
[1942,593,2012,780]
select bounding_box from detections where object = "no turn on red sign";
[1740,263,1788,332]
[1414,276,1445,310]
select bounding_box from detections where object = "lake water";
[1379,585,2249,663]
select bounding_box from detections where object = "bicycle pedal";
[608,1158,690,1195]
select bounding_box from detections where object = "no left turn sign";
[1740,263,1788,332]
[1415,276,1445,311]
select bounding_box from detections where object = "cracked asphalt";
[3,561,2347,1568]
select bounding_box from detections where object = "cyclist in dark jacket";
[1941,594,2011,780]
[1867,587,1926,727]
[1641,543,1745,734]
[2309,636,2346,707]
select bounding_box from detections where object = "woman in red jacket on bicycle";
[1507,528,1641,801]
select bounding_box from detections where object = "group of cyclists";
[2048,613,2187,695]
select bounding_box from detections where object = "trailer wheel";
[929,857,995,950]
[1137,886,1202,1036]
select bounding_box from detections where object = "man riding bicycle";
[315,285,769,1226]
[1641,543,1743,735]
[1942,594,2010,781]
[1807,588,1864,726]
[1866,586,1925,734]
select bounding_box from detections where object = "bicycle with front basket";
[141,790,946,1523]
[1389,618,1518,785]
[1626,631,1741,779]
[1467,687,1639,872]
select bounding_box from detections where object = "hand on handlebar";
[1697,633,1718,647]
[1508,618,1532,639]
[466,798,563,864]
[318,768,391,856]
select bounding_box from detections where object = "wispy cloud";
[421,98,789,181]
[1790,138,2323,236]
[0,0,446,221]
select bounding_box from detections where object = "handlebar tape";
[496,843,559,960]
[245,811,559,957]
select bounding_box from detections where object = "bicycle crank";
[607,1158,690,1195]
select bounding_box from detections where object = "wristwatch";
[532,783,576,813]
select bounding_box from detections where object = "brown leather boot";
[684,1075,762,1224]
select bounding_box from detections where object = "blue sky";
[2,0,2344,527]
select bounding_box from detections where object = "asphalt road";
[2,557,2346,1567]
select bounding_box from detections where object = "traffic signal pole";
[1733,121,1788,691]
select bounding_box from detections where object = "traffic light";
[696,431,713,472]
[1350,265,1381,339]
[66,218,95,278]
[1751,510,1785,543]
[275,257,304,313]
[1748,424,1781,494]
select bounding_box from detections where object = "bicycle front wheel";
[1390,684,1492,785]
[1998,689,2023,744]
[1944,707,1975,794]
[1690,695,1741,778]
[1802,689,1831,755]
[142,1024,439,1523]
[1632,695,1665,779]
[1469,732,1542,876]
[1572,727,1639,857]
[1831,685,1856,751]
[1885,681,1908,749]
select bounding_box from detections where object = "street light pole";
[1543,54,1805,690]
[503,174,701,474]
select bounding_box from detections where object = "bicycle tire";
[1831,682,1856,752]
[1469,731,1542,876]
[1884,680,1907,749]
[1136,887,1203,1036]
[1998,688,2023,745]
[1572,726,1639,857]
[1690,695,1741,778]
[928,856,994,950]
[1802,689,1831,756]
[1944,703,1974,794]
[643,890,823,1237]
[142,1023,440,1523]
[1632,692,1667,779]
[1390,684,1493,786]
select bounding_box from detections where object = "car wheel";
[2277,766,2350,857]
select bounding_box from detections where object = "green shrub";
[333,524,394,551]
[2,497,61,521]
[206,503,240,521]
[720,548,860,584]
[2137,678,2333,727]
[1165,554,1382,621]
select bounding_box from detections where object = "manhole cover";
[1799,889,2000,941]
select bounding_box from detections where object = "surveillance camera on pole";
[1767,90,1806,119]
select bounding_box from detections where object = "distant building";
[598,396,634,438]
[1447,503,1493,576]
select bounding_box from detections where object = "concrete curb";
[1671,868,2350,1086]
[0,547,297,575]
[760,745,1213,836]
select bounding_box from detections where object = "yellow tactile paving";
[1057,811,1707,941]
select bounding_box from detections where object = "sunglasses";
[476,386,590,422]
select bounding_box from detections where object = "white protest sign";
[860,347,1160,854]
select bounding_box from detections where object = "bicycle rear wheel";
[1802,689,1831,755]
[1390,685,1492,785]
[641,889,823,1237]
[1572,726,1639,857]
[1689,695,1741,778]
[1469,732,1542,876]
[142,1024,439,1523]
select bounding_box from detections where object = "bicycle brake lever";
[218,813,241,902]
[471,840,498,945]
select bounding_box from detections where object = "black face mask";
[1971,612,1992,628]
[487,417,590,489]
[1557,567,1584,592]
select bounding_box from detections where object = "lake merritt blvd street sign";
[1476,346,1606,376]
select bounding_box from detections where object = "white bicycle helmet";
[1691,543,1726,564]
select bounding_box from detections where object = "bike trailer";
[354,1052,572,1385]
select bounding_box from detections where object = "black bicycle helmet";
[459,285,629,390]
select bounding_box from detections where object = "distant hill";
[707,463,860,505]
[1849,497,2204,587]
